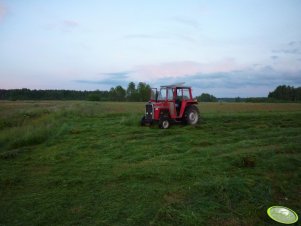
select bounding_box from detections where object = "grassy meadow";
[0,101,300,225]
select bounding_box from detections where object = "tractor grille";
[145,104,153,120]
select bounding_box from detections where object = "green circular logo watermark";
[267,206,298,224]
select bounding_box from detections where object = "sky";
[0,0,301,97]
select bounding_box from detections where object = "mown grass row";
[0,101,128,155]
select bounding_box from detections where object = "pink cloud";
[131,59,244,80]
[0,2,7,22]
[44,19,79,32]
[61,19,79,32]
[63,19,79,28]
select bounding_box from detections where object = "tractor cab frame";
[141,83,199,129]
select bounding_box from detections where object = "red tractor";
[141,83,199,129]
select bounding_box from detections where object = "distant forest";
[0,82,150,102]
[0,84,300,102]
[199,85,301,102]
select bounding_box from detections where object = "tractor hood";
[148,101,168,108]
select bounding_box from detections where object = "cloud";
[63,20,79,28]
[271,55,279,60]
[278,49,301,54]
[172,16,201,29]
[124,33,196,43]
[133,61,301,97]
[288,41,301,46]
[101,71,131,78]
[44,19,79,32]
[61,19,79,32]
[130,59,243,80]
[174,34,197,42]
[74,71,131,87]
[0,2,7,22]
[124,34,163,39]
[273,41,301,55]
[72,61,301,97]
[151,65,301,97]
[74,79,128,87]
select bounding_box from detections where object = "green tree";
[295,87,301,101]
[235,97,241,102]
[87,94,100,101]
[126,82,137,101]
[196,93,217,102]
[137,82,151,101]
[115,85,126,101]
[109,86,126,101]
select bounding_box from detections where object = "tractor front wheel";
[159,117,170,129]
[141,116,146,126]
[185,106,199,125]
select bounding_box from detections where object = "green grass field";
[0,101,300,226]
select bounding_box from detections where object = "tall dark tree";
[115,85,126,101]
[235,97,242,102]
[295,87,301,101]
[109,87,117,101]
[126,82,137,101]
[137,82,151,101]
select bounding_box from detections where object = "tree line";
[233,85,301,103]
[0,82,151,102]
[195,85,301,102]
[1,84,300,102]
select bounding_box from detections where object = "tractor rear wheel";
[159,117,170,129]
[185,105,199,125]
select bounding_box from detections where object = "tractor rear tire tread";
[184,105,199,125]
